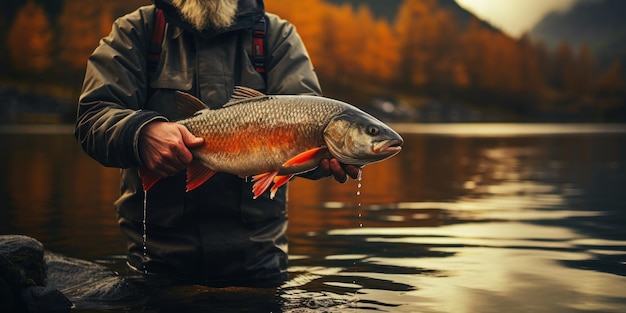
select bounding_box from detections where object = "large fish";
[140,86,403,199]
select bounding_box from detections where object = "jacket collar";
[153,0,265,39]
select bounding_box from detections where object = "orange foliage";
[6,0,54,71]
[57,0,117,70]
[594,60,626,109]
[266,0,623,108]
[2,0,624,115]
[4,0,150,73]
[267,0,552,99]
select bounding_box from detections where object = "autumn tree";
[6,0,54,72]
[56,0,116,70]
[265,0,400,94]
[310,12,334,81]
[315,3,354,83]
[460,20,497,90]
[495,33,524,92]
[395,0,436,88]
[265,0,327,67]
[346,4,375,81]
[593,60,625,118]
[518,34,546,96]
[575,43,595,96]
[369,19,400,85]
[551,42,577,95]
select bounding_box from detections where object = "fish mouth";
[372,139,403,154]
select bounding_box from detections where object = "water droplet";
[142,190,148,274]
[354,171,364,306]
[356,172,363,227]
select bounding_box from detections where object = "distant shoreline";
[2,123,626,136]
[391,123,626,136]
[0,124,74,134]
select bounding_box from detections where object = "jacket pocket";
[149,66,193,91]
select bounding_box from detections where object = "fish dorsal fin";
[175,91,209,118]
[232,86,266,99]
[223,86,267,107]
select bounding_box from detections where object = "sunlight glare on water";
[391,123,626,136]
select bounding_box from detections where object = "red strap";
[252,36,264,72]
[252,17,266,75]
[148,8,166,71]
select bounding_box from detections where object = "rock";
[0,235,46,287]
[0,235,70,313]
[0,235,143,311]
[44,252,115,291]
[21,286,72,313]
[0,274,23,312]
[45,252,143,307]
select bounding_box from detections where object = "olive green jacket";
[74,0,321,287]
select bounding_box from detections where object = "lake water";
[1,123,625,312]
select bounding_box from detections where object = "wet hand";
[320,158,361,183]
[138,121,204,177]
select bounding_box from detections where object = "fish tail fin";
[139,167,161,191]
[252,171,278,199]
[186,159,217,191]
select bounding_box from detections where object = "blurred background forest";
[0,0,625,123]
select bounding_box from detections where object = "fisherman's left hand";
[320,159,361,183]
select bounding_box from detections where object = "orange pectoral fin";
[186,159,217,191]
[283,147,328,167]
[270,175,294,199]
[139,167,162,191]
[252,171,278,199]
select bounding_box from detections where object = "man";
[74,0,359,288]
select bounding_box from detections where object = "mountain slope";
[325,0,495,30]
[530,0,626,68]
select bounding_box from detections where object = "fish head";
[323,108,403,167]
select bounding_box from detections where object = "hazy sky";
[455,0,579,37]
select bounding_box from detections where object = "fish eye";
[367,125,379,136]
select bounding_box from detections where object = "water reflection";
[286,124,626,312]
[0,130,124,259]
[1,124,626,312]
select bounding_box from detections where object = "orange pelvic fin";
[270,175,294,199]
[252,171,278,199]
[250,148,326,199]
[139,167,162,191]
[186,159,217,191]
[283,147,327,167]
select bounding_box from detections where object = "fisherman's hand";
[320,159,361,183]
[138,121,204,177]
